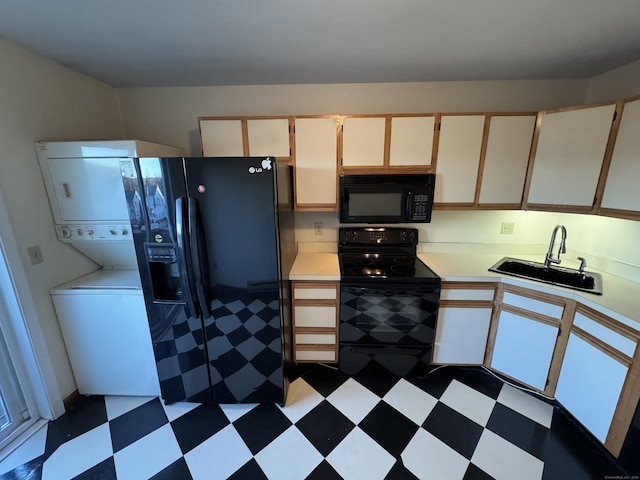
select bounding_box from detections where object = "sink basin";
[489,257,603,295]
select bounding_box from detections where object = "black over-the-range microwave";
[339,174,436,224]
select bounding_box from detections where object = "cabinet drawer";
[502,291,564,319]
[295,333,336,345]
[441,288,495,302]
[293,286,337,300]
[295,349,337,362]
[294,305,337,328]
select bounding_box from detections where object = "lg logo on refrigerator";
[248,159,272,174]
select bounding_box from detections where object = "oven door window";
[340,284,439,345]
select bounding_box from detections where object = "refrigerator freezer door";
[184,157,285,403]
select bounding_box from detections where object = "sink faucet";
[544,224,567,268]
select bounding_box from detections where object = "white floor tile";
[113,424,182,480]
[402,428,469,480]
[277,378,324,423]
[42,424,112,480]
[326,378,380,424]
[162,400,201,422]
[104,395,156,421]
[440,379,496,426]
[219,403,259,423]
[383,378,438,425]
[185,424,252,480]
[497,384,554,428]
[326,427,395,480]
[471,429,544,480]
[0,424,48,475]
[255,426,323,479]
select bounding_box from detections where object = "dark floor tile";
[359,402,419,457]
[450,367,505,400]
[405,368,453,399]
[44,396,107,457]
[486,403,550,460]
[232,403,292,455]
[305,460,342,480]
[228,459,268,480]
[463,462,495,480]
[299,365,350,398]
[150,458,192,480]
[543,409,626,479]
[170,404,229,454]
[384,460,420,480]
[422,402,484,460]
[295,400,355,456]
[0,458,43,480]
[353,374,400,398]
[72,456,116,480]
[108,398,168,453]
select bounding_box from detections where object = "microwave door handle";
[188,197,211,319]
[405,191,412,219]
[175,197,198,317]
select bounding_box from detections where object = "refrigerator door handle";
[175,197,198,317]
[188,197,211,318]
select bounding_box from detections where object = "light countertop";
[289,250,640,329]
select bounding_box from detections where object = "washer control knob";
[109,229,117,235]
[59,226,71,238]
[76,228,83,236]
[121,229,129,236]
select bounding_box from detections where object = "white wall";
[586,59,640,103]
[117,80,588,155]
[0,39,122,400]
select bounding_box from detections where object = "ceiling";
[2,0,640,88]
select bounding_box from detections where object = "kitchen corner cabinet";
[434,115,485,206]
[477,115,536,208]
[487,285,571,393]
[432,282,496,365]
[199,117,293,164]
[599,98,640,220]
[525,103,617,212]
[555,304,640,456]
[292,281,339,363]
[294,117,339,210]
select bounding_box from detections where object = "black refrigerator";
[119,156,295,405]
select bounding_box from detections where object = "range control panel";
[55,223,132,243]
[339,227,418,246]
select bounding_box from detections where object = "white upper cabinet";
[200,117,292,160]
[247,118,291,157]
[389,116,435,167]
[600,99,640,215]
[526,104,616,209]
[294,117,339,208]
[200,119,244,156]
[435,115,485,204]
[341,116,386,167]
[478,115,536,206]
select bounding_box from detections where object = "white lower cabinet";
[292,281,339,363]
[488,286,567,392]
[432,282,495,365]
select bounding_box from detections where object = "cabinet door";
[555,332,628,443]
[433,307,492,364]
[478,115,536,206]
[247,118,291,157]
[527,104,616,209]
[341,116,386,167]
[200,119,244,156]
[435,115,485,204]
[294,117,338,208]
[389,116,435,167]
[600,99,640,216]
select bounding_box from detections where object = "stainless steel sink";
[488,257,603,295]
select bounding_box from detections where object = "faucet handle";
[577,257,587,274]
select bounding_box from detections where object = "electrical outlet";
[500,222,515,235]
[27,245,44,264]
[314,222,323,235]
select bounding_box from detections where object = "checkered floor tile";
[0,366,627,479]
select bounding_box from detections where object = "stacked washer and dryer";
[37,140,183,396]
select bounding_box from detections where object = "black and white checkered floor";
[0,366,626,479]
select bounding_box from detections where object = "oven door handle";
[348,346,425,356]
